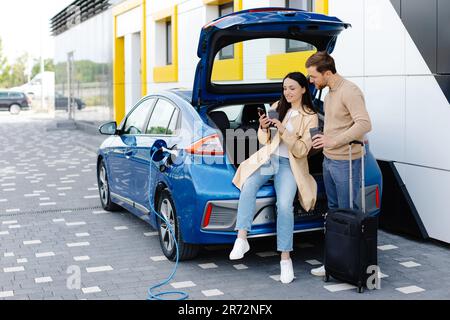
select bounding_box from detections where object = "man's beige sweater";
[323,75,372,160]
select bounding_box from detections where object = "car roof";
[169,89,193,104]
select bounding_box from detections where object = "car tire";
[97,160,121,211]
[157,190,200,261]
[9,104,21,115]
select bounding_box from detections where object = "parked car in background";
[0,91,31,114]
[55,92,86,111]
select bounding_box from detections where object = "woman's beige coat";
[232,105,319,212]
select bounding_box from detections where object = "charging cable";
[146,146,189,301]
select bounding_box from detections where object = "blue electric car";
[97,8,383,261]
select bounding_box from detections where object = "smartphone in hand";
[267,110,279,121]
[257,107,266,117]
[309,127,322,140]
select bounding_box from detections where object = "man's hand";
[312,134,335,149]
[270,118,285,135]
[259,114,271,130]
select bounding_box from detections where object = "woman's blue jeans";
[235,154,297,252]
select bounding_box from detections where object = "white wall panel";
[395,163,450,243]
[178,2,204,86]
[124,32,141,113]
[364,0,405,76]
[365,76,406,162]
[117,6,142,37]
[328,0,364,77]
[404,32,432,76]
[404,76,450,171]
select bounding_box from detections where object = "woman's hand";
[270,118,285,135]
[259,114,271,130]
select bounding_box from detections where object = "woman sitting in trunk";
[230,72,319,284]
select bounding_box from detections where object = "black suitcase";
[323,141,378,293]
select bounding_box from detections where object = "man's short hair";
[305,51,337,74]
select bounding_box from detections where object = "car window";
[123,98,155,135]
[0,92,8,98]
[9,92,23,99]
[167,108,179,135]
[214,104,270,123]
[146,99,176,135]
[215,104,243,122]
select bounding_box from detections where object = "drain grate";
[0,206,104,217]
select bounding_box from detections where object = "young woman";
[230,72,319,284]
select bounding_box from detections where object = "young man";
[305,52,372,277]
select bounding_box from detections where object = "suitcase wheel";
[357,283,364,294]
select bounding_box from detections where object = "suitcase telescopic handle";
[349,140,365,213]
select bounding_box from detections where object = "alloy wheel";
[159,199,176,253]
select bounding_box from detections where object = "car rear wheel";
[97,160,121,211]
[9,104,21,115]
[157,190,199,261]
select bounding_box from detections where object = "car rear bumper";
[192,197,326,243]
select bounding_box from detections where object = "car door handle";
[124,149,134,159]
[112,149,125,155]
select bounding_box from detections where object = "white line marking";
[171,281,196,289]
[35,252,55,258]
[2,220,18,225]
[396,286,425,294]
[67,242,90,248]
[86,266,113,273]
[66,222,86,226]
[3,266,25,273]
[35,277,53,284]
[400,261,422,268]
[198,263,218,269]
[150,256,168,262]
[23,240,42,245]
[324,283,357,292]
[73,256,90,262]
[0,291,14,298]
[75,233,90,237]
[202,289,224,297]
[82,287,101,294]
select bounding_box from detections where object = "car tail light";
[203,203,213,228]
[26,96,31,104]
[185,134,224,156]
[375,185,380,209]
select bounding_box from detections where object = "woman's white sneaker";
[229,238,250,260]
[311,265,326,277]
[280,259,295,284]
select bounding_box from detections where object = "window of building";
[146,99,178,135]
[123,98,155,135]
[166,20,172,65]
[285,0,314,52]
[218,2,234,60]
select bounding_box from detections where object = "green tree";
[8,53,29,87]
[0,38,10,88]
[31,58,55,79]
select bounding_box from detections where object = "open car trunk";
[207,103,328,219]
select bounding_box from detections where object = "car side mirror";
[99,122,118,135]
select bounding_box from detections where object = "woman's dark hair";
[277,72,316,122]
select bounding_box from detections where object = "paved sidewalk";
[0,114,449,300]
